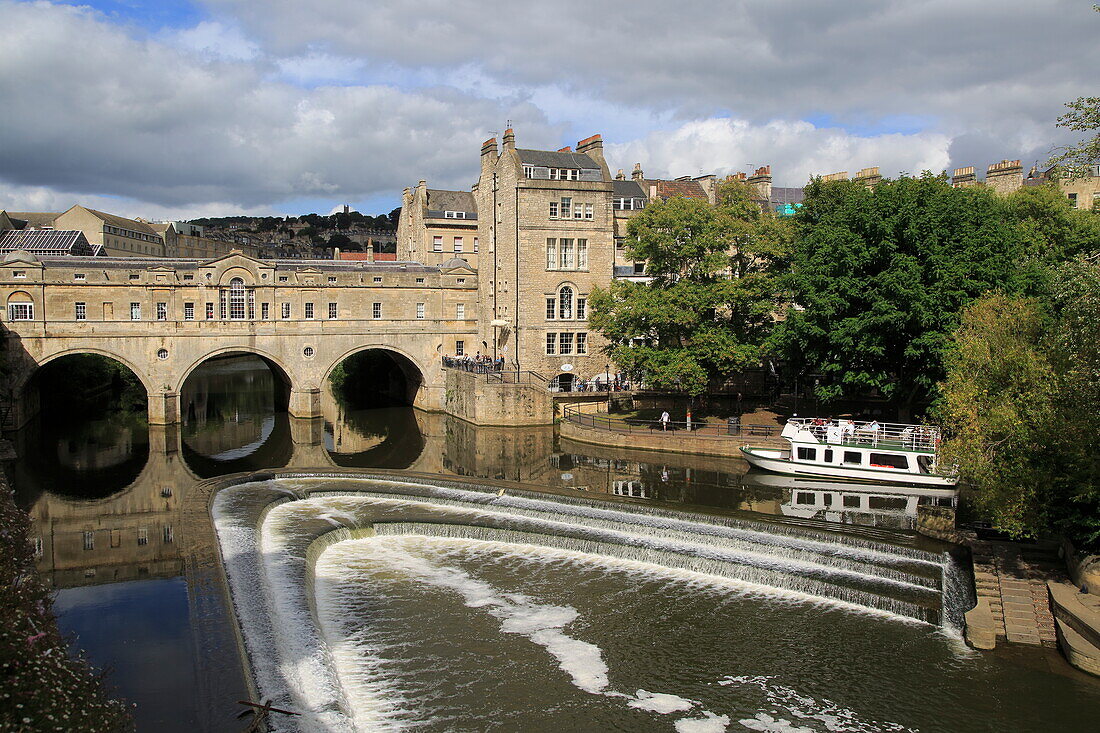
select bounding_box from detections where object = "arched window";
[228,278,246,319]
[558,285,574,320]
[6,291,34,321]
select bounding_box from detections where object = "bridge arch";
[323,344,427,408]
[19,347,155,399]
[174,346,295,396]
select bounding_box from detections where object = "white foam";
[629,690,697,714]
[738,712,813,732]
[675,710,732,732]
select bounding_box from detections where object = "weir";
[211,473,974,731]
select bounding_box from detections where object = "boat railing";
[786,417,942,452]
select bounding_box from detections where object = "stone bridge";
[0,251,481,427]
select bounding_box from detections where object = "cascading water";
[212,475,1095,733]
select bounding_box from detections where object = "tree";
[588,180,790,394]
[1046,7,1100,180]
[327,233,352,249]
[387,207,402,229]
[773,174,1043,419]
[937,260,1100,546]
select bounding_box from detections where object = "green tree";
[774,174,1042,418]
[938,258,1100,546]
[589,180,790,394]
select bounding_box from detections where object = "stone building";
[151,221,260,259]
[397,182,480,268]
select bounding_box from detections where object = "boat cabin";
[781,417,943,477]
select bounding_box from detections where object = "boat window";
[796,447,817,461]
[823,449,834,463]
[843,451,862,465]
[843,495,861,508]
[917,455,934,474]
[868,496,908,510]
[869,453,909,470]
[795,492,816,505]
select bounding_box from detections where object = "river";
[10,355,1099,732]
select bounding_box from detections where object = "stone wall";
[560,411,783,458]
[443,368,553,426]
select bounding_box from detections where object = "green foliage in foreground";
[774,174,1097,416]
[937,260,1100,546]
[588,180,790,394]
[0,486,133,731]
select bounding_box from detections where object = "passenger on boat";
[900,426,914,448]
[841,419,855,441]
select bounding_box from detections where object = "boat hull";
[740,446,958,487]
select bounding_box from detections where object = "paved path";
[970,539,1063,648]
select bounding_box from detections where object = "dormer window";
[12,271,25,279]
[549,168,580,181]
[523,164,535,177]
[443,211,466,219]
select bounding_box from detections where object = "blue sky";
[1,0,1096,219]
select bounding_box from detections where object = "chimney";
[852,166,881,189]
[733,172,747,182]
[631,163,645,182]
[951,166,976,187]
[575,133,610,179]
[747,165,772,200]
[615,169,626,181]
[502,128,515,151]
[557,146,573,153]
[820,171,849,183]
[367,242,375,262]
[985,159,1023,195]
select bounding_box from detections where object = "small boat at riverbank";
[740,417,958,487]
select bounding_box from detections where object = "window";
[281,302,291,319]
[328,276,337,283]
[796,447,817,461]
[560,197,572,219]
[83,531,94,551]
[843,495,861,508]
[415,277,425,284]
[456,278,466,284]
[546,239,557,269]
[576,297,586,320]
[163,526,173,544]
[260,302,269,320]
[573,203,584,219]
[842,451,862,465]
[184,302,194,320]
[1069,193,1078,209]
[130,302,141,320]
[433,236,443,252]
[372,302,382,319]
[577,239,588,269]
[156,302,167,321]
[559,239,574,269]
[156,348,169,360]
[74,273,85,281]
[7,298,33,320]
[546,297,556,320]
[278,275,288,282]
[545,332,557,354]
[549,201,559,218]
[473,237,479,253]
[205,302,214,319]
[559,332,574,354]
[558,286,574,319]
[303,346,314,358]
[416,302,425,319]
[576,332,587,354]
[12,271,26,279]
[455,340,464,356]
[328,302,337,319]
[444,210,466,219]
[634,261,646,275]
[454,237,463,252]
[129,274,139,281]
[550,168,579,181]
[75,302,86,321]
[137,528,148,546]
[183,274,194,281]
[456,303,465,319]
[305,302,314,319]
[824,448,834,463]
[373,276,382,283]
[869,453,909,470]
[523,164,535,177]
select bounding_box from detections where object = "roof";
[769,187,805,205]
[516,149,599,170]
[7,212,60,229]
[31,255,441,273]
[612,181,646,199]
[0,229,99,256]
[335,252,398,261]
[79,207,161,236]
[426,189,477,214]
[653,179,708,201]
[440,257,474,270]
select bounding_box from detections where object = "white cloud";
[164,20,260,61]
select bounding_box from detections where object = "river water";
[11,356,1100,732]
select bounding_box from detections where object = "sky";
[1,0,1096,220]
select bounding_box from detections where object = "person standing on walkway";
[660,410,670,431]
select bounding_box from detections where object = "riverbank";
[0,443,133,732]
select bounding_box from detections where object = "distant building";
[0,228,102,257]
[397,182,480,269]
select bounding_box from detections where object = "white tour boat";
[740,417,958,487]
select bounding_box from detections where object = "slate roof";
[80,207,161,236]
[0,229,99,256]
[426,189,477,214]
[7,212,60,229]
[516,149,599,170]
[612,181,646,199]
[769,187,805,205]
[35,256,440,273]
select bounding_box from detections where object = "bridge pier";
[148,391,180,426]
[288,388,322,420]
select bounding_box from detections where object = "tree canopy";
[588,180,790,394]
[772,173,1064,416]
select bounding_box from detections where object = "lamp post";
[604,363,610,393]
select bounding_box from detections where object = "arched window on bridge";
[6,291,34,321]
[219,277,255,320]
